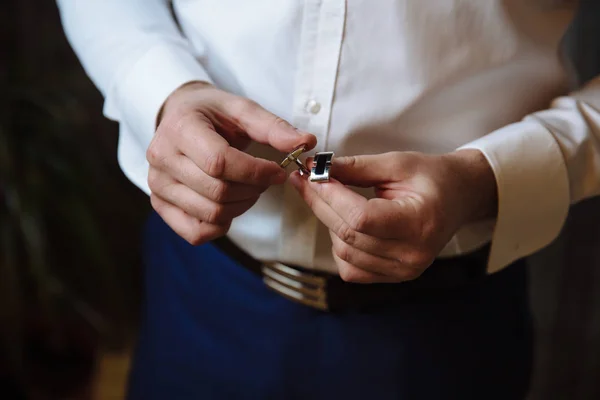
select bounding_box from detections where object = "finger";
[151,172,258,225]
[290,171,369,220]
[328,154,398,187]
[176,114,287,186]
[224,99,317,153]
[290,172,407,259]
[150,194,229,245]
[160,154,264,202]
[333,253,400,284]
[330,232,423,281]
[290,172,412,239]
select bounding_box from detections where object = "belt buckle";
[261,262,329,311]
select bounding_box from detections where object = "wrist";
[156,80,214,127]
[443,149,498,224]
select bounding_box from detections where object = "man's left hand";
[289,149,497,283]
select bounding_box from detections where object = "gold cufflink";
[280,145,310,176]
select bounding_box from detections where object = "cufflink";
[280,145,310,176]
[280,147,335,182]
[309,151,334,182]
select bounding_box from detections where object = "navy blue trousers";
[127,212,533,400]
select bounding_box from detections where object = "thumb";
[227,99,317,153]
[325,154,396,187]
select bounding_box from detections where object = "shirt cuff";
[458,119,570,273]
[103,43,212,195]
[105,43,212,140]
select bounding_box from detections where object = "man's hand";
[147,81,316,245]
[290,150,497,283]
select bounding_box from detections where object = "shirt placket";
[278,0,346,268]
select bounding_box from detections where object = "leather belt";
[212,237,490,312]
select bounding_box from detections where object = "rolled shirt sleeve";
[56,0,212,194]
[460,76,600,273]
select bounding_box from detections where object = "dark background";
[3,0,150,398]
[2,1,600,399]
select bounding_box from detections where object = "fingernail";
[296,131,317,149]
[288,172,301,188]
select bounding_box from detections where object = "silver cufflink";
[309,151,334,182]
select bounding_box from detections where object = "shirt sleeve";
[459,76,600,273]
[56,0,213,194]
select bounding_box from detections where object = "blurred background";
[2,0,149,398]
[1,1,599,399]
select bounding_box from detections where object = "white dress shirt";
[57,0,600,274]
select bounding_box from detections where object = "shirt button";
[305,99,321,114]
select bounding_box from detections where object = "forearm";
[56,0,211,133]
[532,77,600,203]
[57,0,213,194]
[459,76,600,272]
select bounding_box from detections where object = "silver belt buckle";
[261,262,329,311]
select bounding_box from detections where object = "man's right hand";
[147,81,316,245]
